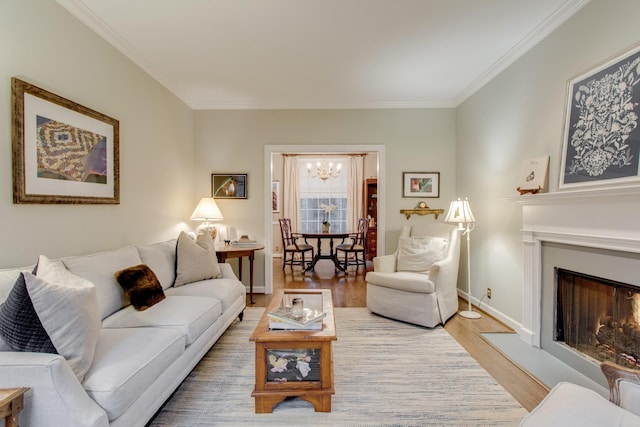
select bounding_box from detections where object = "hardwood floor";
[247,259,548,412]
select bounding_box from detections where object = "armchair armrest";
[373,254,397,273]
[601,361,640,415]
[0,352,108,427]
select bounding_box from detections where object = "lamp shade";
[444,197,475,226]
[190,198,224,221]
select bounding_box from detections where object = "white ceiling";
[58,0,590,110]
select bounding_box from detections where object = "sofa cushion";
[365,271,436,294]
[520,382,640,426]
[25,255,101,382]
[83,327,185,421]
[174,231,221,287]
[102,296,222,345]
[63,246,143,320]
[165,277,244,313]
[136,240,177,290]
[396,236,447,274]
[114,264,166,311]
[0,267,57,354]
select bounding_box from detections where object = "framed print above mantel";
[559,43,640,189]
[402,172,440,198]
[12,78,119,204]
[211,173,247,199]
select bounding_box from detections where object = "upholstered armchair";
[365,222,460,327]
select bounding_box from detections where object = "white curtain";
[347,155,364,231]
[283,155,300,230]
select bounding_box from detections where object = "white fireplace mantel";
[517,186,640,347]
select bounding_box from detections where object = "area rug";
[149,308,528,426]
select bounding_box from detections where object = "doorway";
[263,144,386,295]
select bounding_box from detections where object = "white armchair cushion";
[396,236,447,273]
[365,271,435,293]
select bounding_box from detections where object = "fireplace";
[555,268,640,370]
[518,188,640,387]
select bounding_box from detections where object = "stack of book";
[231,235,257,246]
[267,305,326,330]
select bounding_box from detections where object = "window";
[299,157,348,233]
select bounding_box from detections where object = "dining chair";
[335,217,369,273]
[278,218,315,271]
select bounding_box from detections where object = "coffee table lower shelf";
[251,384,335,413]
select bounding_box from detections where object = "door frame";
[263,144,386,295]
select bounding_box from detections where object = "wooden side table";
[0,388,29,427]
[215,243,264,304]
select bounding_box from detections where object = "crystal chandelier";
[307,159,342,181]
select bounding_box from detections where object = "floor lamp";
[445,197,481,319]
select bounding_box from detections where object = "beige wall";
[456,0,640,327]
[194,109,456,289]
[0,0,196,267]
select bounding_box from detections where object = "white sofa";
[521,362,640,426]
[0,237,246,427]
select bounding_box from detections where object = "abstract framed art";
[12,78,119,204]
[211,173,248,199]
[403,172,440,198]
[559,43,640,189]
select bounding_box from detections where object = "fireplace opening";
[555,268,640,369]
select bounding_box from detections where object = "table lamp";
[190,197,224,239]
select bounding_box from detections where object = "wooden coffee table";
[250,289,336,413]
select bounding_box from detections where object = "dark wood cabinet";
[364,179,377,260]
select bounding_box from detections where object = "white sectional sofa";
[0,235,246,427]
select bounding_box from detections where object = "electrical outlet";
[487,288,492,299]
[275,245,280,252]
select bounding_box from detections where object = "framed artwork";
[517,156,549,194]
[211,173,247,199]
[403,172,439,198]
[560,43,640,189]
[12,78,119,204]
[271,180,280,213]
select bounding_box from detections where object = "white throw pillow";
[396,236,448,274]
[25,255,101,381]
[174,231,221,287]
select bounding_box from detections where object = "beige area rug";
[149,308,528,426]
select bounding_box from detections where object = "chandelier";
[307,159,342,181]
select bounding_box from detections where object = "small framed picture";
[271,180,280,213]
[403,172,439,198]
[211,173,247,199]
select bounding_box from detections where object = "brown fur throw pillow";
[114,264,166,311]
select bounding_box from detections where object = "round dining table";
[301,232,351,272]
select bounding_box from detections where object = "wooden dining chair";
[335,217,369,272]
[278,218,315,271]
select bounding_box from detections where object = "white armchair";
[365,222,460,327]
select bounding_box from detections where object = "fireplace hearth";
[556,268,640,370]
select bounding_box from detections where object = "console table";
[215,244,264,304]
[0,387,29,427]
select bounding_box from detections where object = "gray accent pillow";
[174,231,221,287]
[0,266,57,354]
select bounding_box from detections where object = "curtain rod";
[282,153,367,157]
